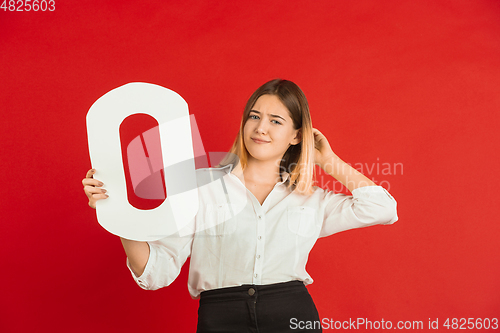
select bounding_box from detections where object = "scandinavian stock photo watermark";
[315,158,403,191]
[277,157,403,191]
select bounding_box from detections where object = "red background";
[1,1,499,332]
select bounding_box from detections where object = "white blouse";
[126,164,398,299]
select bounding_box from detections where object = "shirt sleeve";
[126,232,193,290]
[319,185,398,238]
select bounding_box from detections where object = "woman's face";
[243,94,301,164]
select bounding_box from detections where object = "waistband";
[199,280,307,304]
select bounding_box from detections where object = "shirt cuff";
[351,185,398,224]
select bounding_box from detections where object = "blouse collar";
[217,163,290,186]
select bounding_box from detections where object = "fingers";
[85,187,109,209]
[312,129,325,143]
[82,177,103,187]
[84,185,108,203]
[83,168,108,208]
[85,169,96,179]
[84,185,107,195]
[90,193,109,201]
[83,169,104,186]
[312,128,324,137]
[88,192,109,209]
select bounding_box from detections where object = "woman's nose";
[255,119,268,134]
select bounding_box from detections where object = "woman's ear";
[290,128,302,145]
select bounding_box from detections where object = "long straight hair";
[218,79,315,195]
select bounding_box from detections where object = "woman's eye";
[249,115,259,120]
[272,120,282,125]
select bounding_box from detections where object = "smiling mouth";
[251,138,270,144]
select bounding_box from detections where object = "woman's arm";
[313,129,398,236]
[82,169,150,276]
[313,128,375,192]
[120,238,150,277]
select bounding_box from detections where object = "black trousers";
[196,280,322,333]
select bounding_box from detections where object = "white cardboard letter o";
[86,82,198,241]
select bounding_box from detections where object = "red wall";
[1,1,499,332]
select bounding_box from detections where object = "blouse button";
[258,236,262,240]
[254,273,258,278]
[258,215,262,219]
[256,255,261,259]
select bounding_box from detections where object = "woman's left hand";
[312,128,336,167]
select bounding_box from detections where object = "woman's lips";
[251,138,270,144]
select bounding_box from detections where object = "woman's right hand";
[82,169,108,209]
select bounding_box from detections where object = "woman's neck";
[243,157,283,185]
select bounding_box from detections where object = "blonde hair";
[218,79,315,195]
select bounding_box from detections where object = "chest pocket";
[204,203,238,236]
[287,206,318,237]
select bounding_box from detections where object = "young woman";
[82,79,398,332]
